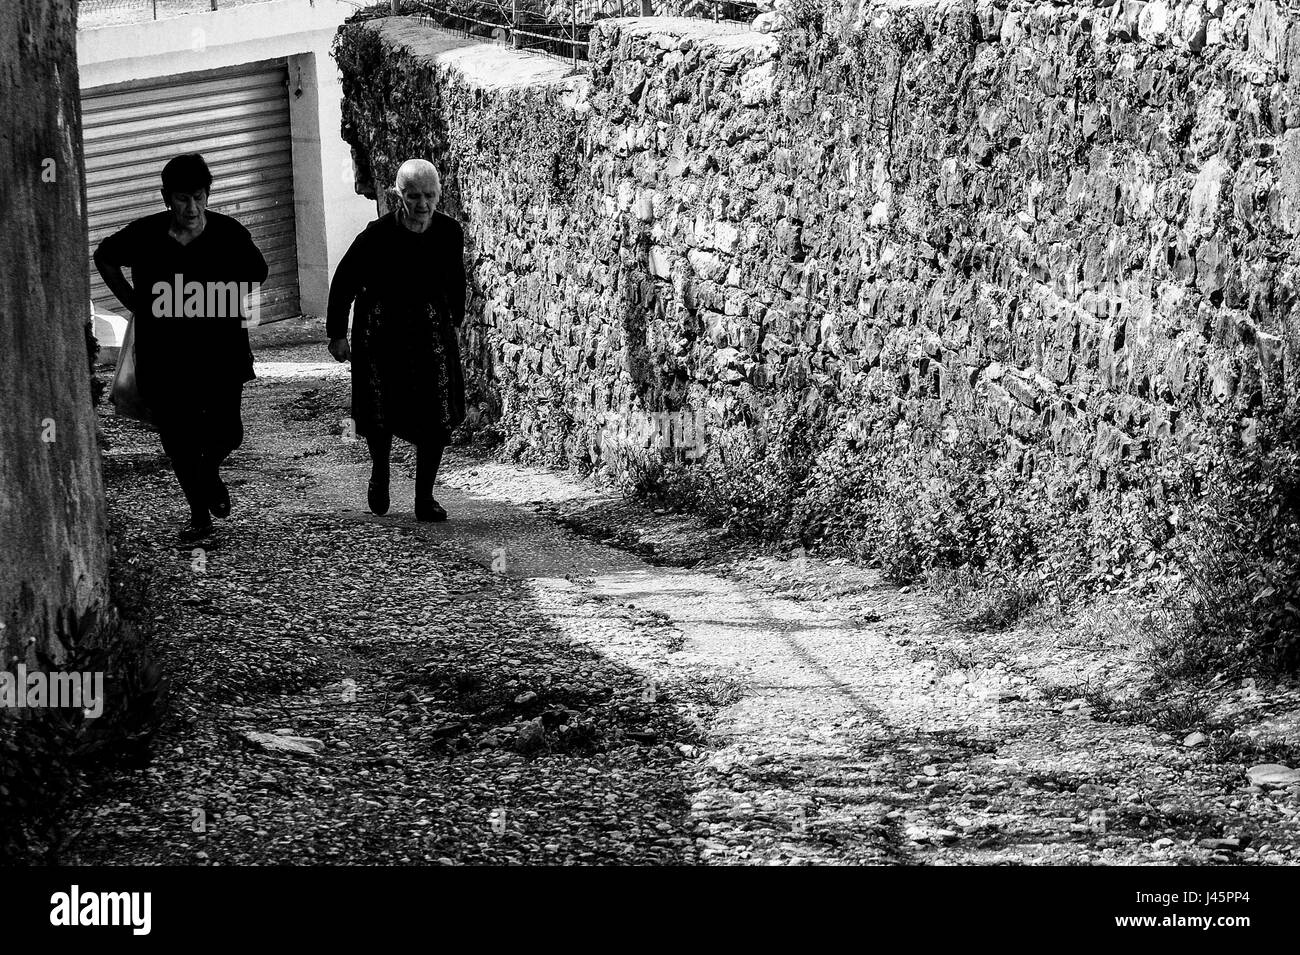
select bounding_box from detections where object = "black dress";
[95,210,267,461]
[95,210,267,400]
[327,211,466,444]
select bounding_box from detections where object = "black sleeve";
[93,219,148,316]
[326,226,371,340]
[233,221,269,284]
[94,217,141,268]
[447,218,466,329]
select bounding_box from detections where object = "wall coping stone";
[596,16,776,58]
[372,16,577,91]
[363,14,779,111]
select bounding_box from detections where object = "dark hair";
[160,154,213,196]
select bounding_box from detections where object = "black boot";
[414,496,447,522]
[179,508,213,543]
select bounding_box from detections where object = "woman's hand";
[328,337,351,362]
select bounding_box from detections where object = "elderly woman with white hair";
[327,158,466,521]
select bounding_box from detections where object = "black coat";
[326,211,467,444]
[95,210,268,402]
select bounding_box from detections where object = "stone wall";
[336,2,1300,482]
[0,0,111,663]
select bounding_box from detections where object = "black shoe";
[208,474,231,518]
[368,478,390,516]
[414,497,447,522]
[179,513,213,544]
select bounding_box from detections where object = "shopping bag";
[109,315,154,426]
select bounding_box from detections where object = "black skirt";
[350,290,465,445]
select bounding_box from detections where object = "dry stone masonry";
[336,0,1300,487]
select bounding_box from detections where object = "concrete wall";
[336,5,1300,484]
[77,0,375,316]
[1,0,110,663]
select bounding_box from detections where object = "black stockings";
[415,441,444,501]
[366,431,445,500]
[157,385,243,522]
[366,431,391,485]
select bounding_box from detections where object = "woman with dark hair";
[94,153,268,541]
[326,158,466,521]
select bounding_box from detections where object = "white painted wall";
[77,0,377,318]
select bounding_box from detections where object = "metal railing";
[391,0,758,67]
[408,1,589,65]
[77,0,281,29]
[78,0,757,54]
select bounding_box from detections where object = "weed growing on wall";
[1144,381,1300,677]
[615,409,823,541]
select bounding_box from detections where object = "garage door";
[82,59,300,323]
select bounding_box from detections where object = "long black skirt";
[351,296,465,445]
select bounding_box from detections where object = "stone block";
[648,246,673,279]
[687,248,728,282]
[713,221,741,254]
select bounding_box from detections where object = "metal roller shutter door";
[83,59,300,323]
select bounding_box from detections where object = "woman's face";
[166,188,208,230]
[398,179,439,227]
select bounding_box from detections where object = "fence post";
[572,0,577,70]
[512,0,521,49]
[152,0,158,19]
[390,0,400,13]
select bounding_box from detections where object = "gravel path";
[439,461,1300,866]
[73,322,1300,865]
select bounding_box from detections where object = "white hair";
[394,158,440,192]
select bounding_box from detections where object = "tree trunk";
[0,0,110,663]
